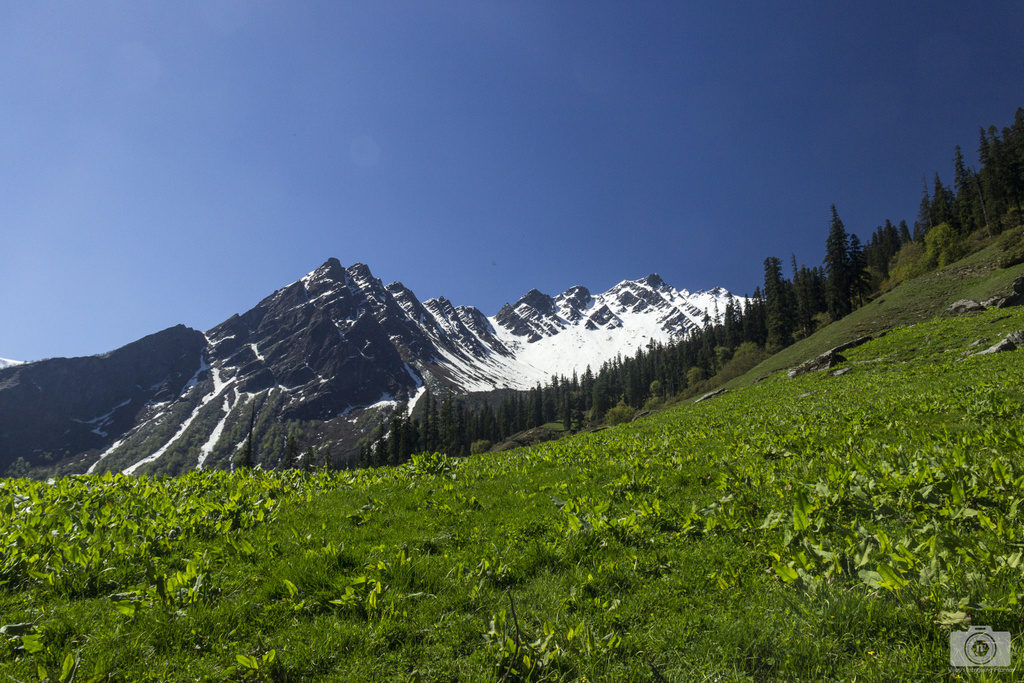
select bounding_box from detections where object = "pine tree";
[763,256,792,350]
[591,377,612,423]
[792,265,820,337]
[914,179,932,241]
[531,385,543,426]
[742,289,767,346]
[560,393,571,431]
[824,205,852,319]
[930,173,955,231]
[284,431,299,469]
[237,400,258,469]
[847,234,870,307]
[898,220,912,245]
[953,145,978,234]
[722,296,742,347]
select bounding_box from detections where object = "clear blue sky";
[2,1,1022,361]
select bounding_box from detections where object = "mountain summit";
[0,259,734,475]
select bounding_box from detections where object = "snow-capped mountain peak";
[0,358,23,370]
[483,273,734,386]
[0,258,734,476]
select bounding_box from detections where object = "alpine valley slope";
[0,258,733,476]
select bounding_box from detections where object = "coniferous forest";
[364,107,1024,466]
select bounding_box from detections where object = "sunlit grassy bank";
[3,307,1024,680]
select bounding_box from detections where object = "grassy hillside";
[2,303,1023,680]
[724,231,1024,387]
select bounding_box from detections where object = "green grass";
[726,234,1024,388]
[3,309,1024,680]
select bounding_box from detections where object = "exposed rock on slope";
[0,326,207,470]
[972,330,1024,356]
[1,259,733,476]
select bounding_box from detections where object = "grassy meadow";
[3,308,1024,680]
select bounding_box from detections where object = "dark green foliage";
[847,234,871,306]
[283,427,300,469]
[863,219,902,285]
[469,439,492,454]
[763,256,793,350]
[898,219,912,245]
[236,400,257,468]
[824,205,853,319]
[977,109,1024,234]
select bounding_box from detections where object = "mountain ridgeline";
[3,107,1022,479]
[364,106,1024,465]
[0,261,732,476]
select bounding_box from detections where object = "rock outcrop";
[951,278,1024,313]
[973,330,1024,356]
[787,336,874,379]
[947,299,986,314]
[788,350,846,378]
[0,325,207,472]
[695,388,728,403]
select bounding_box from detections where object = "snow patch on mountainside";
[87,437,127,474]
[71,398,132,437]
[471,276,736,390]
[124,361,230,475]
[63,259,737,475]
[197,390,237,470]
[494,319,659,382]
[0,358,23,370]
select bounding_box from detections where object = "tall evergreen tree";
[763,256,792,350]
[824,205,852,319]
[237,399,258,469]
[284,430,299,468]
[847,234,870,306]
[953,145,979,234]
[742,289,767,346]
[930,173,955,231]
[898,220,912,245]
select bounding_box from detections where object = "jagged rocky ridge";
[0,259,734,476]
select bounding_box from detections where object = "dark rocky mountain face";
[0,325,206,473]
[203,259,425,421]
[493,288,563,342]
[553,286,593,322]
[1,259,732,477]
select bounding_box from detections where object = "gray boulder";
[974,330,1024,356]
[997,290,1024,308]
[985,278,1024,309]
[787,336,871,379]
[788,350,847,378]
[829,335,873,354]
[695,388,728,403]
[947,299,985,314]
